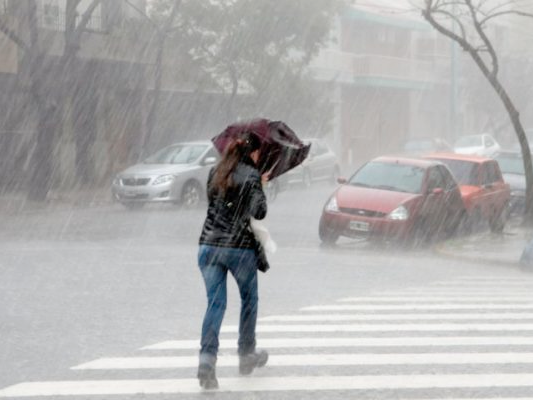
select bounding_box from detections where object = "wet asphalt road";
[2,182,533,399]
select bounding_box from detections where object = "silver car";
[284,138,340,187]
[112,141,219,209]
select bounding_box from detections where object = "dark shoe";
[197,363,218,390]
[239,350,268,375]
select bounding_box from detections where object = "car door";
[313,140,335,180]
[198,146,219,192]
[483,160,510,215]
[483,135,499,156]
[420,166,449,232]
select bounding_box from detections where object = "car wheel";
[302,169,312,188]
[122,202,145,210]
[181,181,202,208]
[265,180,279,202]
[318,218,339,245]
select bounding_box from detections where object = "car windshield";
[455,135,482,147]
[495,155,524,175]
[431,159,478,185]
[143,144,208,164]
[348,161,424,194]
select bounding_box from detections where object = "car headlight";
[388,205,409,221]
[152,174,175,185]
[325,196,339,213]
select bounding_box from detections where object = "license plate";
[349,220,369,232]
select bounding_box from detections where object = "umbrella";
[212,118,311,180]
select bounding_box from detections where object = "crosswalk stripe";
[220,323,533,333]
[259,313,533,322]
[450,277,532,281]
[3,374,533,396]
[339,297,533,302]
[302,304,533,311]
[142,336,533,350]
[72,352,533,370]
[432,282,533,286]
[383,291,533,296]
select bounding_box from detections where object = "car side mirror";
[337,177,347,184]
[203,156,217,165]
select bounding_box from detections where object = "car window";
[437,165,458,190]
[316,141,329,156]
[482,161,501,184]
[348,161,425,194]
[203,147,219,161]
[495,154,524,175]
[426,167,446,191]
[430,158,478,185]
[144,144,209,164]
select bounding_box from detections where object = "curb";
[433,241,519,269]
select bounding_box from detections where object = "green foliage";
[148,0,346,130]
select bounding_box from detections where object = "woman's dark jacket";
[199,156,267,249]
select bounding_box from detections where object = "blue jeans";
[198,244,258,359]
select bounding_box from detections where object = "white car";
[454,133,501,157]
[283,138,340,187]
[112,141,219,209]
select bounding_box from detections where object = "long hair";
[211,132,261,195]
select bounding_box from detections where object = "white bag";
[250,218,277,253]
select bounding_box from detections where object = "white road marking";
[432,282,533,286]
[302,304,533,311]
[72,352,533,370]
[3,374,533,396]
[219,322,533,333]
[259,312,533,322]
[339,296,533,302]
[142,336,533,350]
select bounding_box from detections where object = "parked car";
[284,138,340,187]
[402,137,452,155]
[318,156,465,245]
[453,133,501,157]
[493,150,527,215]
[423,153,510,232]
[112,141,219,209]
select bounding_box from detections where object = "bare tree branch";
[0,18,29,51]
[481,10,533,25]
[124,0,160,31]
[432,9,467,39]
[465,0,498,76]
[74,0,102,39]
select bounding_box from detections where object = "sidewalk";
[435,218,533,268]
[0,187,113,214]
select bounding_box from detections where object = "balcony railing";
[39,10,103,32]
[310,49,442,83]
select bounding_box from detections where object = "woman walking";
[197,132,269,389]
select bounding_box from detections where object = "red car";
[423,153,510,232]
[318,156,465,245]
